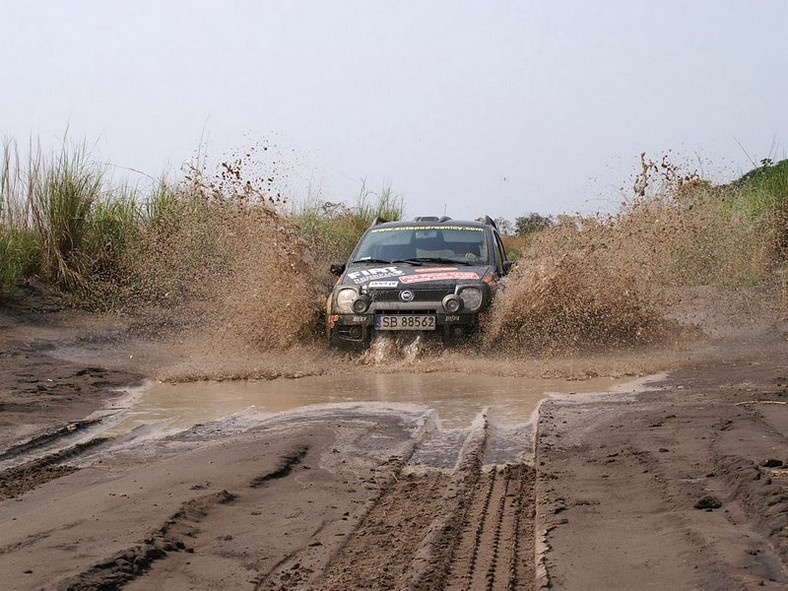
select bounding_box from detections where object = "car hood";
[341,263,493,288]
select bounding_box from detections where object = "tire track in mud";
[59,489,237,591]
[0,418,101,464]
[310,411,536,591]
[57,447,311,591]
[313,469,451,591]
[0,436,110,500]
[30,411,537,591]
[445,464,535,591]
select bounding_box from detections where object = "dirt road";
[0,305,786,590]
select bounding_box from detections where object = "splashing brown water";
[115,151,783,377]
[483,229,677,352]
[484,155,785,354]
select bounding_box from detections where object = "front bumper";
[328,311,484,345]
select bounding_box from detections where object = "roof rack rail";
[484,215,497,229]
[413,216,452,222]
[371,216,388,225]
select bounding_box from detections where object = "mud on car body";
[327,216,513,348]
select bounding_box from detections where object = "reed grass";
[295,181,404,266]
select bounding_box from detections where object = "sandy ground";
[0,301,786,590]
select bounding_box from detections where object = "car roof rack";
[413,216,452,222]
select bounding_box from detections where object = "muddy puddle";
[104,372,625,437]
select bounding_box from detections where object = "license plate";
[375,315,436,331]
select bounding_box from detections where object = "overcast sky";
[1,1,786,220]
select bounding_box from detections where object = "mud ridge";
[0,437,109,500]
[0,418,101,462]
[716,454,788,562]
[60,489,237,591]
[249,445,309,488]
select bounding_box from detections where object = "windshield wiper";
[398,257,472,266]
[351,258,393,264]
[390,258,424,266]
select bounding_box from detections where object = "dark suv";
[326,216,513,347]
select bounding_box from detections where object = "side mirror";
[330,262,346,277]
[502,260,515,275]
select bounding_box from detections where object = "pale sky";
[1,1,786,221]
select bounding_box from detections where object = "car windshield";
[353,225,490,264]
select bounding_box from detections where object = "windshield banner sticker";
[369,225,483,233]
[400,271,479,284]
[415,267,458,273]
[348,266,404,284]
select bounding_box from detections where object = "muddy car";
[327,216,513,348]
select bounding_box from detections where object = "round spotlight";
[442,294,463,314]
[352,296,371,314]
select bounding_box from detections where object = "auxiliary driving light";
[352,295,371,314]
[442,294,463,314]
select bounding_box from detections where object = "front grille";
[371,288,452,302]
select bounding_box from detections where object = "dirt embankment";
[0,301,786,590]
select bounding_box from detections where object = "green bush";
[0,227,39,293]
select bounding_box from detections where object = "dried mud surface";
[1,301,787,590]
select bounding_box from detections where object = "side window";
[492,231,506,273]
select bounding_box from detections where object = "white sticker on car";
[348,267,404,284]
[400,271,479,284]
[368,280,400,288]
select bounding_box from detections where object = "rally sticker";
[415,267,457,273]
[348,266,404,285]
[368,280,400,288]
[400,272,479,284]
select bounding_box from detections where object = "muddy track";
[0,436,110,500]
[300,412,536,591]
[43,413,535,591]
[444,464,535,591]
[60,489,237,591]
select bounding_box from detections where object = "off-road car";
[326,216,513,348]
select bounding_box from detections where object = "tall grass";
[295,181,404,267]
[1,140,41,292]
[1,140,150,297]
[32,143,105,290]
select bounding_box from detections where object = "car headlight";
[458,286,483,311]
[334,288,357,314]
